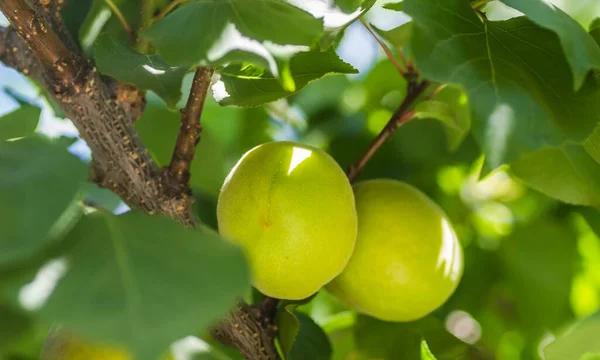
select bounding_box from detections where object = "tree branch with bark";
[0,1,279,359]
[0,1,427,359]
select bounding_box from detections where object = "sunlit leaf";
[405,0,600,170]
[95,35,187,108]
[216,49,357,107]
[0,105,40,141]
[544,311,600,360]
[412,85,471,151]
[500,0,600,89]
[512,145,600,208]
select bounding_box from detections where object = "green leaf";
[511,145,600,208]
[591,18,600,44]
[289,313,332,360]
[500,218,579,337]
[94,35,187,108]
[335,0,363,13]
[0,306,33,353]
[371,22,413,49]
[584,126,600,164]
[499,0,600,89]
[217,49,356,107]
[544,311,600,360]
[421,340,438,360]
[277,304,301,357]
[61,0,94,46]
[580,208,600,239]
[39,211,250,359]
[382,1,403,11]
[142,0,324,77]
[276,304,331,360]
[79,0,142,51]
[83,183,123,212]
[404,0,600,169]
[354,316,467,360]
[413,85,471,151]
[0,137,86,269]
[0,105,40,141]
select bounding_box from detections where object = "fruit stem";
[347,79,430,182]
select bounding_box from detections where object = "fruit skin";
[217,141,357,300]
[327,179,463,322]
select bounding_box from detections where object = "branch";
[0,0,193,223]
[347,78,430,182]
[212,301,281,360]
[166,67,214,188]
[360,17,410,77]
[1,2,279,359]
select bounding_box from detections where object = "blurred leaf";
[383,1,404,11]
[512,145,600,208]
[0,106,40,141]
[61,0,94,46]
[79,0,141,51]
[361,60,407,110]
[277,303,331,360]
[500,218,579,337]
[500,0,600,89]
[580,208,600,239]
[289,313,332,360]
[217,49,357,107]
[544,311,600,360]
[0,306,33,353]
[372,22,413,49]
[405,0,600,170]
[83,183,123,212]
[584,126,600,164]
[354,316,468,360]
[335,0,362,13]
[591,18,600,43]
[142,0,323,85]
[413,85,471,151]
[421,340,438,360]
[0,137,85,269]
[39,211,250,359]
[94,35,187,108]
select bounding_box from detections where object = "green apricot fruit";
[217,141,357,300]
[327,179,463,322]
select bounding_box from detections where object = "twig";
[166,67,214,186]
[360,17,409,77]
[426,83,447,100]
[154,0,190,22]
[347,79,430,182]
[104,0,132,36]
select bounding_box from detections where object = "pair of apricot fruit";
[218,141,463,322]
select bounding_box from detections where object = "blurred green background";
[2,0,600,359]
